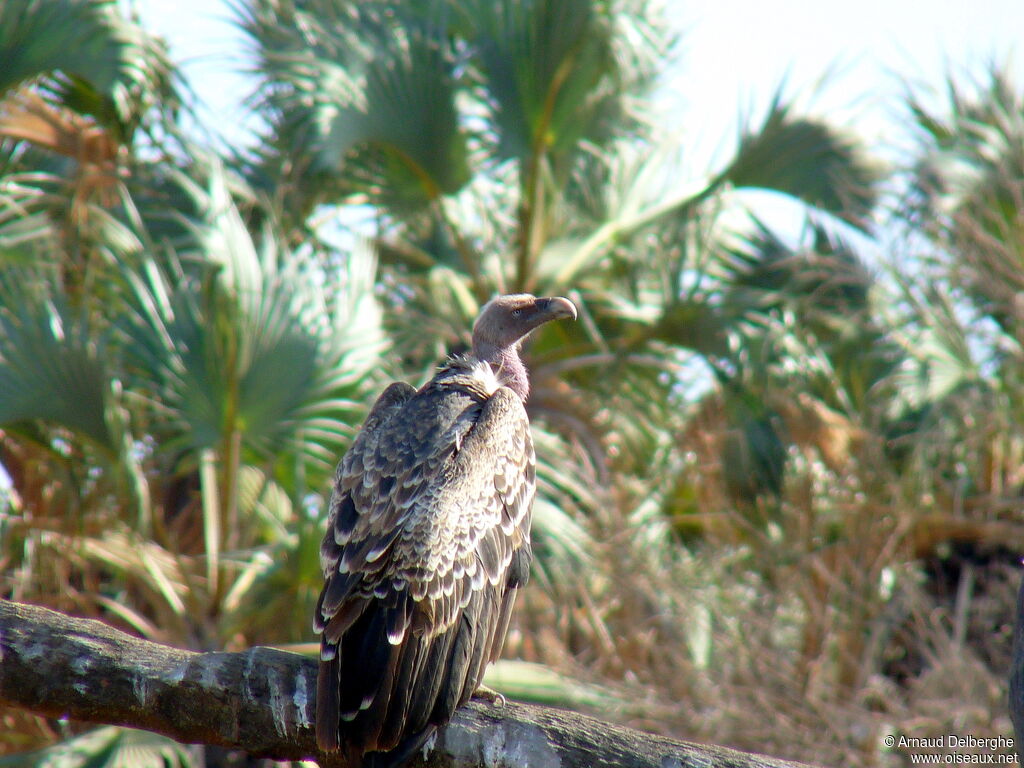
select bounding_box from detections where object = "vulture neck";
[473,342,529,401]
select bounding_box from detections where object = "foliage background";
[1,1,1022,766]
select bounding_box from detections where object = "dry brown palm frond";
[0,89,124,215]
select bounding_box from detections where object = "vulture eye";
[511,308,522,317]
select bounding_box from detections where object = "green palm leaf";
[238,0,469,214]
[462,0,669,166]
[0,268,115,451]
[0,726,194,768]
[463,0,609,163]
[0,0,177,139]
[318,9,469,203]
[722,93,880,232]
[551,95,880,287]
[117,157,383,482]
[0,0,125,98]
[905,67,1024,337]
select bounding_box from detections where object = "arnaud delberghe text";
[897,735,1014,751]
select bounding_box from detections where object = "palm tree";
[232,0,892,749]
[0,13,385,766]
[0,0,180,290]
[895,65,1024,551]
[235,0,880,474]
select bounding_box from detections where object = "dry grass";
[513,441,1022,768]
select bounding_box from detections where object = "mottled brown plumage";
[314,294,576,766]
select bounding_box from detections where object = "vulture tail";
[362,725,438,768]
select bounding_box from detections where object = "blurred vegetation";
[1,1,1021,766]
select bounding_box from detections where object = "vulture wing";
[314,363,535,764]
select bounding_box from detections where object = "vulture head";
[471,294,577,398]
[472,294,576,359]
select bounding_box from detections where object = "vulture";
[314,293,577,766]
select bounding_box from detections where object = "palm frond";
[237,0,469,215]
[0,0,178,140]
[0,726,195,768]
[904,67,1024,338]
[0,268,115,451]
[464,0,608,163]
[117,158,383,489]
[463,0,671,165]
[0,0,126,99]
[722,93,881,233]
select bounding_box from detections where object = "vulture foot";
[471,685,507,707]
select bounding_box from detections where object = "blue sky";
[673,0,1023,167]
[133,0,1023,173]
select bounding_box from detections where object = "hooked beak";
[536,296,577,322]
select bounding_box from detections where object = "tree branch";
[0,599,814,768]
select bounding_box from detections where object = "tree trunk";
[0,599,817,768]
